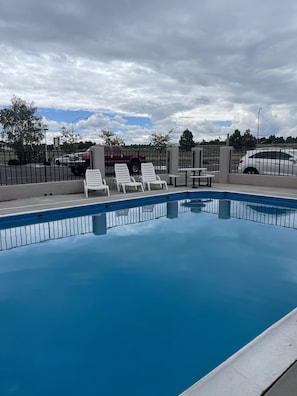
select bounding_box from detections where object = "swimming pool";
[0,191,297,396]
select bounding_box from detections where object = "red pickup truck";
[69,145,145,176]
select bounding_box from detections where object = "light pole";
[44,123,49,163]
[36,121,49,164]
[257,107,262,144]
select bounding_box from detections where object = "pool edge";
[1,189,297,228]
[179,307,297,396]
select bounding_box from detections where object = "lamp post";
[40,123,49,164]
[257,107,262,145]
[36,122,49,164]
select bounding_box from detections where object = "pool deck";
[0,182,297,396]
[2,182,297,217]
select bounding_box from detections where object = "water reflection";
[92,214,107,236]
[1,197,297,251]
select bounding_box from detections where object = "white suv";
[238,148,297,176]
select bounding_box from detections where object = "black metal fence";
[178,146,221,171]
[0,150,84,185]
[232,146,297,176]
[231,149,246,173]
[0,148,169,185]
[0,145,226,186]
[122,147,168,175]
[202,146,220,172]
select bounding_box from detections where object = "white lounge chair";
[140,162,168,191]
[114,163,144,193]
[84,169,110,198]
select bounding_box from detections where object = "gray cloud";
[1,0,297,144]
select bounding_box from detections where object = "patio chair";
[84,169,110,198]
[114,163,144,193]
[140,162,168,191]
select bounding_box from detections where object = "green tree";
[99,129,125,145]
[242,129,257,149]
[265,134,285,145]
[60,126,81,152]
[0,96,43,163]
[229,129,256,150]
[179,128,195,151]
[229,129,243,149]
[150,129,172,150]
[286,136,297,143]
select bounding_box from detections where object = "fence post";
[90,146,106,178]
[167,201,179,219]
[92,214,107,235]
[219,200,231,219]
[219,146,233,183]
[191,147,203,167]
[166,147,179,174]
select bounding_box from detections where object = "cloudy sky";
[1,0,297,145]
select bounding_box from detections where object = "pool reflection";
[1,197,297,252]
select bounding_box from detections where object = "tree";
[229,129,243,149]
[179,129,196,151]
[60,126,81,151]
[99,129,125,145]
[0,96,43,163]
[150,129,172,150]
[229,129,256,150]
[179,128,195,151]
[242,129,257,149]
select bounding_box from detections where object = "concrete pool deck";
[2,182,297,216]
[0,182,297,396]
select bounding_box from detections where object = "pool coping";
[179,308,297,396]
[2,189,297,227]
[1,184,297,218]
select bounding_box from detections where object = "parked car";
[68,145,145,176]
[238,148,297,176]
[54,154,77,166]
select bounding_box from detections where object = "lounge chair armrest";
[130,176,136,182]
[156,175,161,181]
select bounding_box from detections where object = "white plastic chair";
[114,163,144,193]
[84,169,110,198]
[140,163,168,191]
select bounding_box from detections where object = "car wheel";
[71,167,83,176]
[244,167,259,174]
[55,160,60,165]
[129,160,141,174]
[71,163,89,176]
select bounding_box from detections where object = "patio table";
[178,167,207,187]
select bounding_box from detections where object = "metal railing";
[232,147,297,176]
[122,147,167,175]
[0,150,84,185]
[0,148,171,185]
[178,150,192,168]
[3,144,297,185]
[178,146,221,171]
[202,146,220,172]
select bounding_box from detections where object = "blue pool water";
[0,192,297,396]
